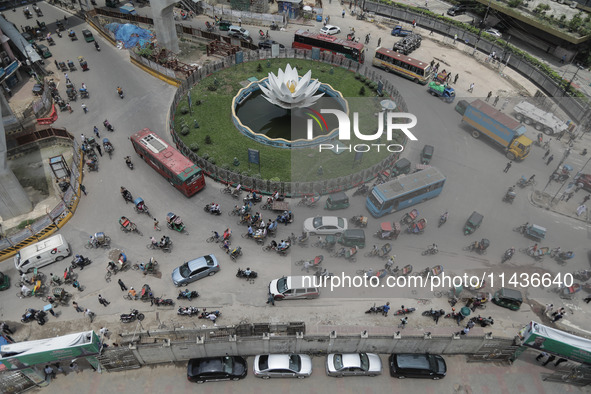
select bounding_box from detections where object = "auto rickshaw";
[133,197,151,217]
[216,19,232,31]
[524,224,546,241]
[407,218,427,234]
[81,29,94,42]
[463,211,483,235]
[325,191,350,210]
[103,138,114,158]
[373,222,401,240]
[66,87,77,101]
[337,229,366,249]
[420,145,434,165]
[491,288,522,311]
[166,212,188,234]
[67,60,76,71]
[58,61,68,72]
[56,20,65,31]
[0,271,10,291]
[78,56,89,71]
[86,159,98,172]
[391,158,411,177]
[79,88,89,98]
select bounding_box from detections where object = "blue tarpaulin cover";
[105,23,154,48]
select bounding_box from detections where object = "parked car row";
[187,353,447,383]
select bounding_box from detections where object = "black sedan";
[258,40,285,50]
[187,356,247,384]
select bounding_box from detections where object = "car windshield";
[333,354,343,370]
[222,357,234,374]
[312,217,323,228]
[179,262,191,278]
[337,218,344,228]
[258,355,269,370]
[204,255,214,266]
[359,353,369,371]
[277,277,288,293]
[289,355,301,372]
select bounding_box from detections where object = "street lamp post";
[565,65,583,94]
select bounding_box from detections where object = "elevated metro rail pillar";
[151,0,180,54]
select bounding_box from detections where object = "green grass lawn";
[174,58,403,182]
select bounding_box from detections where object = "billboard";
[522,321,591,364]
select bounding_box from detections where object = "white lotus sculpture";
[259,64,324,110]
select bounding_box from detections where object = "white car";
[484,28,502,38]
[253,354,312,378]
[303,216,348,235]
[320,25,341,35]
[326,353,382,377]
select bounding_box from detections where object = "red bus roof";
[375,47,430,70]
[294,29,365,51]
[470,99,522,129]
[130,128,200,181]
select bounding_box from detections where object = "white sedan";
[320,25,341,35]
[326,353,382,377]
[303,216,348,235]
[484,28,502,38]
[253,354,312,378]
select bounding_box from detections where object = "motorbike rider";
[440,211,448,223]
[505,247,515,257]
[125,156,132,167]
[21,283,32,296]
[107,261,117,273]
[278,239,288,250]
[222,240,230,252]
[244,267,252,277]
[431,243,438,253]
[50,273,61,286]
[160,236,170,248]
[150,236,158,248]
[73,254,86,269]
[117,86,123,96]
[128,287,137,299]
[89,235,97,248]
[94,41,99,50]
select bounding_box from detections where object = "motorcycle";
[243,193,262,205]
[470,315,494,327]
[365,304,384,314]
[236,268,257,279]
[352,184,369,196]
[204,204,222,215]
[177,306,200,316]
[22,308,47,325]
[120,309,145,323]
[573,270,591,282]
[198,309,221,320]
[151,296,174,306]
[517,176,534,188]
[121,187,133,203]
[421,245,439,256]
[103,119,114,132]
[438,212,448,228]
[125,156,133,170]
[94,41,100,51]
[555,251,575,265]
[421,308,445,321]
[177,289,199,301]
[501,248,515,263]
[71,255,92,270]
[394,307,416,315]
[117,88,124,99]
[56,30,62,38]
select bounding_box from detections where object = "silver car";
[303,216,348,236]
[326,353,382,377]
[253,354,312,379]
[171,254,220,286]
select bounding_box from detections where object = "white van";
[14,234,71,273]
[269,276,320,300]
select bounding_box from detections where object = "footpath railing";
[168,49,409,197]
[364,0,591,124]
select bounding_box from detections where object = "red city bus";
[129,128,205,197]
[292,30,365,63]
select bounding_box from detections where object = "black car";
[389,353,446,379]
[447,5,467,16]
[258,39,285,50]
[187,356,247,383]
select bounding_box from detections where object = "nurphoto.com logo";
[305,109,419,152]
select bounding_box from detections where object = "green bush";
[222,163,231,170]
[354,73,361,79]
[205,135,212,145]
[269,177,280,182]
[190,143,199,152]
[369,82,378,90]
[180,127,190,136]
[208,85,217,91]
[209,157,216,165]
[359,76,366,83]
[257,63,262,72]
[202,153,210,160]
[359,86,366,96]
[180,107,189,115]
